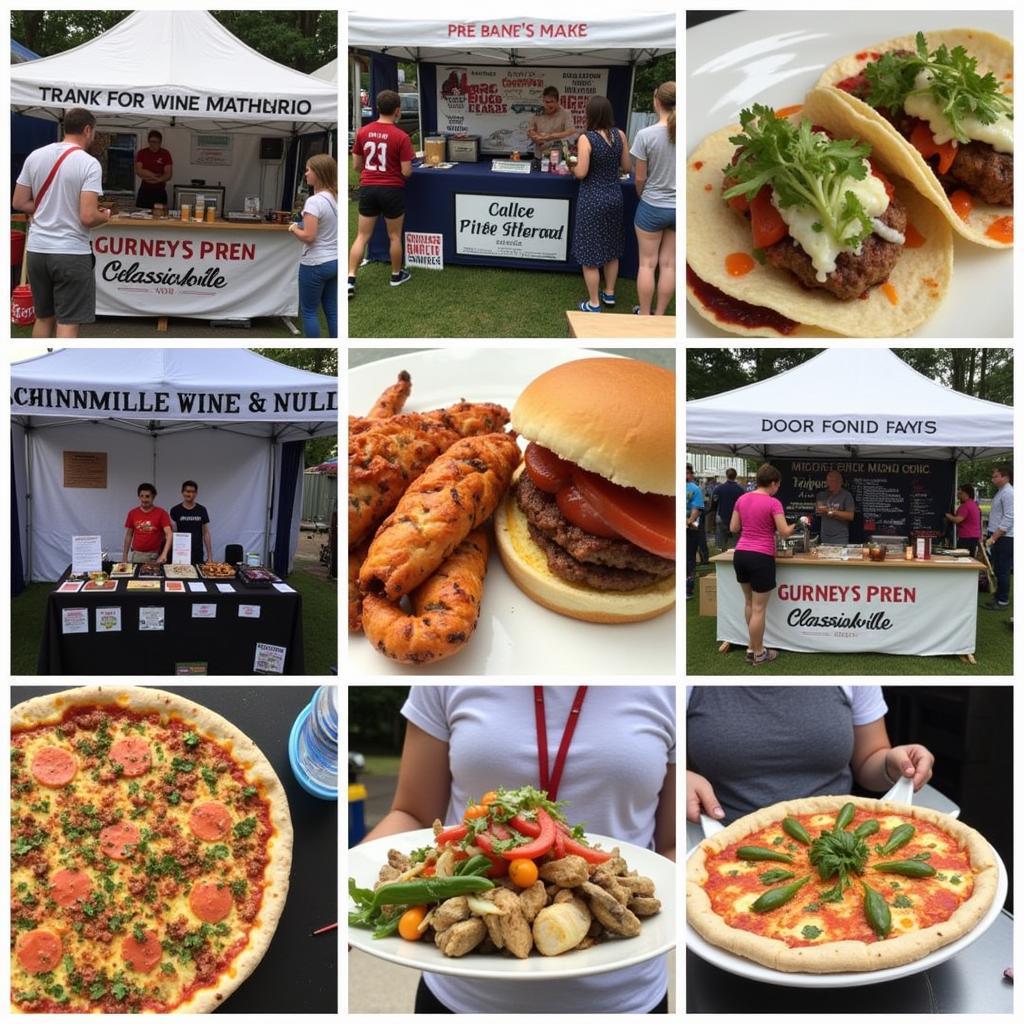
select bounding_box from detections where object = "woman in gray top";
[630,82,676,315]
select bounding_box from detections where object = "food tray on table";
[237,566,280,587]
[198,562,237,580]
[110,562,135,577]
[126,580,162,591]
[137,562,164,577]
[163,563,199,579]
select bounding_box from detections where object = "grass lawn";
[11,566,337,676]
[362,754,401,776]
[686,561,1012,676]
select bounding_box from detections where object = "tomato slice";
[556,484,622,539]
[524,442,573,494]
[909,123,957,176]
[750,186,787,248]
[572,469,675,559]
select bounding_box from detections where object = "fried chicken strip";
[360,432,521,600]
[360,530,489,664]
[348,539,371,633]
[367,369,411,420]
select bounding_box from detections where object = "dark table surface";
[11,684,338,1014]
[39,568,304,675]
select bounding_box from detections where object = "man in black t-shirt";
[168,480,212,563]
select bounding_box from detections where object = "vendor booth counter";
[369,161,640,275]
[94,216,298,320]
[40,567,304,676]
[711,551,984,658]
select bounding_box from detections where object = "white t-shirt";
[299,191,337,266]
[17,143,103,255]
[685,685,888,725]
[402,685,676,1014]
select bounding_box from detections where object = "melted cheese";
[904,70,1013,153]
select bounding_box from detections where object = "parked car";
[397,92,420,135]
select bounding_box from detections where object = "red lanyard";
[534,686,587,801]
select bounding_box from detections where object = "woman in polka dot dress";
[570,96,632,312]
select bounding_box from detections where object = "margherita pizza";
[686,795,998,972]
[10,686,293,1012]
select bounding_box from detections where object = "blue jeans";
[298,260,337,337]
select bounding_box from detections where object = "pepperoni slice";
[109,737,152,777]
[122,930,163,973]
[188,801,231,842]
[51,868,93,908]
[188,881,233,923]
[31,746,77,787]
[99,821,141,860]
[16,928,62,974]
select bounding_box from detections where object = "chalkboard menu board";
[773,458,957,543]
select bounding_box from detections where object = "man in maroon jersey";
[134,130,173,210]
[348,90,414,297]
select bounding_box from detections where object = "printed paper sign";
[62,608,89,634]
[164,581,186,593]
[254,642,287,674]
[454,193,569,261]
[71,535,103,575]
[192,603,217,619]
[57,581,84,593]
[273,582,296,593]
[238,604,261,619]
[96,607,122,632]
[404,232,444,270]
[139,607,165,631]
[172,533,193,565]
[216,583,235,594]
[188,582,207,592]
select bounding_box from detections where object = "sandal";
[600,290,616,306]
[751,648,779,666]
[578,300,601,313]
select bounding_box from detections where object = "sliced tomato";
[909,123,957,175]
[524,442,573,494]
[725,191,750,215]
[750,186,787,248]
[572,469,675,559]
[556,484,622,539]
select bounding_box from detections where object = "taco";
[686,100,953,338]
[815,29,1013,248]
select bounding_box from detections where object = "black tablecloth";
[39,567,305,675]
[11,685,338,1014]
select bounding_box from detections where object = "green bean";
[737,846,794,863]
[877,824,915,855]
[751,875,810,913]
[759,868,796,885]
[455,855,493,877]
[862,882,892,939]
[872,860,936,878]
[833,803,856,832]
[854,819,880,839]
[369,874,494,911]
[783,818,812,845]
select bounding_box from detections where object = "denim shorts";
[634,199,676,233]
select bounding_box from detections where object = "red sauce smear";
[949,190,974,222]
[725,252,756,277]
[687,263,798,335]
[692,160,704,171]
[903,223,926,248]
[704,183,713,191]
[986,216,1013,244]
[881,282,899,306]
[775,104,803,118]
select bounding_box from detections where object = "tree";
[11,11,129,56]
[348,687,411,752]
[632,54,676,112]
[686,348,822,399]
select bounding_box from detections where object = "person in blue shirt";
[712,468,746,550]
[686,463,704,599]
[984,464,1014,610]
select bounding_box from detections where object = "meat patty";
[763,196,907,301]
[941,141,1013,206]
[516,475,675,575]
[528,524,669,591]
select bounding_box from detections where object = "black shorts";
[733,549,776,592]
[358,186,405,220]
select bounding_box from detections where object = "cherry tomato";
[750,186,787,248]
[398,905,429,941]
[524,442,573,494]
[572,469,675,559]
[556,484,622,538]
[422,864,436,877]
[481,791,499,806]
[508,858,539,888]
[463,804,489,820]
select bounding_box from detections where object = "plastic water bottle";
[289,686,338,800]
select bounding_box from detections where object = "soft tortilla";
[813,29,1013,249]
[686,99,954,338]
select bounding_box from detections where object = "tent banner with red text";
[92,228,298,318]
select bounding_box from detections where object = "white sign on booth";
[172,533,193,565]
[71,535,103,575]
[404,232,444,270]
[455,193,568,261]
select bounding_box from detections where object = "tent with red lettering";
[11,348,338,582]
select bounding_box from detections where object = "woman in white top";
[358,686,676,1014]
[288,153,338,337]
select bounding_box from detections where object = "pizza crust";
[11,686,294,1013]
[686,794,999,973]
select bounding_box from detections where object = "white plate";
[347,348,676,676]
[349,828,676,979]
[685,842,1008,987]
[685,10,1013,338]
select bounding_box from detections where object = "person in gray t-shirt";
[815,470,855,544]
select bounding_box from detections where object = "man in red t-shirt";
[135,130,173,209]
[348,89,414,298]
[122,483,173,563]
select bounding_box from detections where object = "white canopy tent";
[686,349,1013,461]
[12,349,338,582]
[311,58,338,83]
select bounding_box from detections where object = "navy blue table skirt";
[367,161,640,277]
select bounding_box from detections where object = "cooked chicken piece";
[435,917,487,957]
[387,849,412,872]
[576,936,598,950]
[518,880,548,923]
[367,370,412,420]
[490,887,533,958]
[619,876,656,897]
[602,853,628,875]
[628,897,662,917]
[552,888,575,905]
[532,896,592,956]
[432,896,470,932]
[432,819,443,837]
[587,917,603,939]
[477,934,498,954]
[375,864,400,886]
[592,870,630,906]
[538,855,590,888]
[545,883,560,900]
[348,540,371,632]
[580,881,642,937]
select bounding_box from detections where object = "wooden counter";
[105,216,291,233]
[566,309,677,339]
[711,550,983,571]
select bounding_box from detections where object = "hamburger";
[494,358,675,623]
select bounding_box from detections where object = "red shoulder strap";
[34,145,82,211]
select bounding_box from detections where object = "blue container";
[288,686,338,800]
[349,783,367,845]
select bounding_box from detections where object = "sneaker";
[751,648,779,666]
[632,304,642,315]
[599,290,616,306]
[390,269,412,287]
[982,601,1010,611]
[348,276,356,298]
[578,300,601,313]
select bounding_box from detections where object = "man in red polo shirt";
[122,483,173,563]
[347,89,414,298]
[135,130,173,209]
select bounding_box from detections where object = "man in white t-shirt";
[12,107,110,338]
